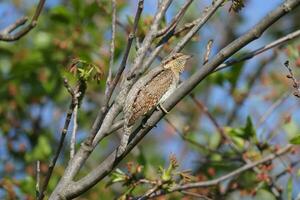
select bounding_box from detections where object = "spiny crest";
[163,53,191,74]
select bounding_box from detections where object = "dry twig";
[38,78,77,200]
[0,0,46,41]
[215,29,300,72]
[149,145,292,198]
[284,60,300,98]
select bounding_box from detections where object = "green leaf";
[254,189,276,200]
[297,169,300,177]
[290,135,300,144]
[137,148,147,166]
[50,6,72,23]
[107,168,127,186]
[287,177,293,200]
[284,122,299,141]
[226,116,256,140]
[226,61,244,87]
[19,176,36,196]
[34,32,52,49]
[25,135,52,162]
[243,116,256,139]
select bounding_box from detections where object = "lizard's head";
[163,53,192,74]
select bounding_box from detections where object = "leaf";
[107,168,128,186]
[226,61,244,87]
[297,169,300,177]
[137,148,147,166]
[19,176,36,196]
[290,135,300,144]
[224,127,245,149]
[243,116,256,139]
[50,6,72,23]
[34,32,52,49]
[226,116,256,140]
[254,189,276,200]
[284,122,299,141]
[287,177,293,200]
[25,135,52,162]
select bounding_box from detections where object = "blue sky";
[1,0,299,198]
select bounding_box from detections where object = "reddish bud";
[207,167,216,176]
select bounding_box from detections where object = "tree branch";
[105,0,144,105]
[68,2,300,198]
[36,160,41,198]
[38,78,77,200]
[0,0,46,41]
[91,0,173,147]
[171,0,225,54]
[70,104,78,159]
[104,0,117,106]
[226,53,277,125]
[155,0,194,38]
[140,0,223,77]
[148,145,292,198]
[48,0,300,199]
[215,29,300,72]
[49,1,173,199]
[85,0,144,145]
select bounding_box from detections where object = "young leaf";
[290,135,300,144]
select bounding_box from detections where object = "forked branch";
[0,0,46,41]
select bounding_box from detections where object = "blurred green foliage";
[0,0,300,199]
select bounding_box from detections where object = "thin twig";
[107,119,124,135]
[275,159,300,180]
[107,0,143,101]
[203,39,213,65]
[104,0,117,107]
[96,0,128,33]
[37,78,76,200]
[284,60,300,98]
[149,145,292,198]
[36,160,40,199]
[63,77,75,96]
[138,181,165,200]
[226,53,277,125]
[223,55,287,196]
[190,94,239,152]
[86,0,144,146]
[180,191,212,200]
[127,0,172,79]
[2,17,28,34]
[171,0,225,54]
[155,0,194,38]
[70,104,78,159]
[258,92,290,127]
[215,29,300,72]
[91,0,171,147]
[173,19,199,36]
[0,0,46,41]
[49,1,300,198]
[77,3,300,196]
[140,0,221,76]
[164,118,215,152]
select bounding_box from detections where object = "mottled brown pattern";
[128,69,174,125]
